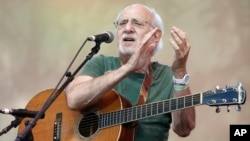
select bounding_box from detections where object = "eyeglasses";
[113,18,154,29]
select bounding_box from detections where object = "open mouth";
[123,37,135,42]
[122,34,136,42]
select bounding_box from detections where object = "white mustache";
[121,34,137,41]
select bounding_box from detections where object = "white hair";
[149,7,164,56]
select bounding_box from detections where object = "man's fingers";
[169,27,191,61]
[169,38,180,50]
[170,27,189,47]
[172,26,187,41]
[141,28,159,45]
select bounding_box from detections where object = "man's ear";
[148,29,162,55]
[153,29,162,44]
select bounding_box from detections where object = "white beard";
[118,45,134,56]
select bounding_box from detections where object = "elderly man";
[65,4,195,141]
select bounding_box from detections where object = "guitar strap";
[137,64,153,106]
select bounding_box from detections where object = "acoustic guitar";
[17,83,246,141]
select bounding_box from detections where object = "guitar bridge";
[53,112,62,141]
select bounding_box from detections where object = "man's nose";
[124,21,135,32]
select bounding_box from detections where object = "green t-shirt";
[81,55,174,141]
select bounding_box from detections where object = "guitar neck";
[99,92,202,128]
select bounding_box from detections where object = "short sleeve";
[81,55,106,78]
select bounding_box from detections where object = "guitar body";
[17,89,135,141]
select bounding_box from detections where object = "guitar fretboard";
[99,93,202,128]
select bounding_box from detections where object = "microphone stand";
[15,40,102,141]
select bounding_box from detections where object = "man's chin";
[119,50,133,56]
[118,46,133,56]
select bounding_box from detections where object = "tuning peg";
[216,106,221,113]
[215,85,220,90]
[226,84,232,88]
[227,105,230,112]
[235,105,241,111]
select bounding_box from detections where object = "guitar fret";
[164,100,170,113]
[158,101,163,114]
[132,107,136,121]
[193,94,201,105]
[112,112,114,125]
[176,98,179,109]
[115,111,117,124]
[119,110,123,123]
[146,104,151,117]
[122,110,124,123]
[130,108,133,121]
[121,109,124,123]
[142,105,146,118]
[107,113,110,126]
[118,111,120,124]
[152,102,157,115]
[192,95,194,106]
[98,114,102,128]
[106,113,108,127]
[117,111,120,124]
[102,114,105,127]
[128,108,131,122]
[102,114,105,128]
[137,105,142,119]
[110,112,114,126]
[185,95,192,107]
[125,109,129,122]
[184,96,186,108]
[171,99,177,111]
[106,113,109,126]
[178,97,184,109]
[110,112,113,125]
[127,108,131,122]
[103,113,107,127]
[113,111,117,125]
[134,107,137,120]
[126,109,129,122]
[111,112,114,126]
[194,95,197,106]
[123,109,127,123]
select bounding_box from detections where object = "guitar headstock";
[202,83,246,112]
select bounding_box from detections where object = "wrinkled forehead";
[117,4,153,21]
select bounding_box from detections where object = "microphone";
[87,31,114,43]
[0,108,45,119]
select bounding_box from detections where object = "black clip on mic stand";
[15,39,102,141]
[0,117,23,136]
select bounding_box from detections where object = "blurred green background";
[0,0,249,141]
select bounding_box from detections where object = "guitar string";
[76,94,201,133]
[78,94,200,127]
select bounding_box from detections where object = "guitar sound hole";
[78,112,99,137]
